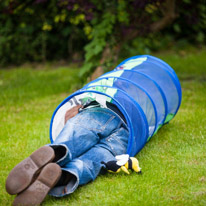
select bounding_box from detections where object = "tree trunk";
[150,0,178,32]
[91,0,178,79]
[90,44,111,81]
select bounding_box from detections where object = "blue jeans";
[49,107,129,197]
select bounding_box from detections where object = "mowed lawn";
[0,48,206,206]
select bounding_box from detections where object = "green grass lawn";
[0,47,206,206]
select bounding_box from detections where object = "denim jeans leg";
[49,145,115,197]
[98,124,129,157]
[49,123,129,197]
[50,107,123,166]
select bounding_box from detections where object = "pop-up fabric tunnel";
[50,55,182,156]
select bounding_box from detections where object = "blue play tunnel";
[50,55,182,156]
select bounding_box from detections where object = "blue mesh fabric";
[84,86,148,156]
[50,55,181,156]
[101,70,167,126]
[129,62,178,115]
[88,77,157,136]
[115,55,181,115]
[115,61,179,115]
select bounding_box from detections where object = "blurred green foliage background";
[0,0,205,76]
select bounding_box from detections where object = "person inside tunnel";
[6,100,140,206]
[6,55,181,206]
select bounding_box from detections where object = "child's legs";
[51,107,123,166]
[49,146,115,197]
[49,123,129,197]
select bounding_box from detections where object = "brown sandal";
[6,146,55,195]
[13,163,62,206]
